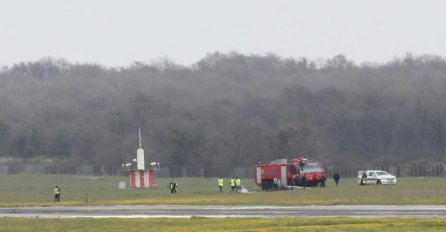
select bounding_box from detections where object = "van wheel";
[377,180,382,185]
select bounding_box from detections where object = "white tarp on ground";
[237,186,250,193]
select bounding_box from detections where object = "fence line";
[325,163,446,178]
[0,163,445,178]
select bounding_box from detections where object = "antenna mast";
[139,128,142,148]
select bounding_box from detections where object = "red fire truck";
[254,157,326,190]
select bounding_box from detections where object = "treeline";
[0,53,445,165]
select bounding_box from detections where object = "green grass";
[1,175,446,207]
[1,217,446,232]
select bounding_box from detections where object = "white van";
[358,170,397,185]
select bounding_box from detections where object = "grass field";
[2,175,446,231]
[1,217,446,232]
[1,175,446,207]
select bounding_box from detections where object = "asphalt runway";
[1,205,445,218]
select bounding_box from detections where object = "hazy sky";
[1,0,445,67]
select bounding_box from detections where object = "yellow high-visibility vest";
[218,178,224,186]
[235,178,241,186]
[54,188,60,194]
[230,179,235,187]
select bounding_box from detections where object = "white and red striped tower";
[129,169,155,188]
[128,129,159,188]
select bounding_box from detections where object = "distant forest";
[1,52,446,165]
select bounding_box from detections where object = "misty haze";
[0,53,445,166]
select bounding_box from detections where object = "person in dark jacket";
[333,172,340,187]
[293,174,300,186]
[301,175,307,189]
[272,177,279,191]
[169,181,178,194]
[319,175,326,187]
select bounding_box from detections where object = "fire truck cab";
[254,157,325,190]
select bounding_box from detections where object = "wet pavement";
[1,205,446,218]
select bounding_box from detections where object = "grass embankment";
[1,175,446,207]
[1,217,445,232]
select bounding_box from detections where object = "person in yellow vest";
[230,177,236,192]
[54,185,60,202]
[235,176,241,191]
[217,177,224,192]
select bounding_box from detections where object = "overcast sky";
[1,0,445,67]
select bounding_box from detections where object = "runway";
[1,205,445,218]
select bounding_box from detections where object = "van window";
[376,171,389,176]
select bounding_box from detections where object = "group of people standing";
[218,176,241,192]
[167,176,242,195]
[271,171,342,191]
[290,172,341,189]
